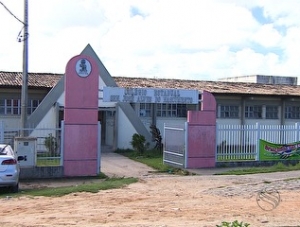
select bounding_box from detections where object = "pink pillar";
[64,55,99,176]
[186,91,216,168]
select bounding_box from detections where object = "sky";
[1,0,300,81]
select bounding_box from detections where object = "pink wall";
[186,91,216,168]
[64,55,99,176]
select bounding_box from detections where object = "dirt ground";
[1,153,300,227]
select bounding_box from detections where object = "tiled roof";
[1,71,300,96]
[113,77,300,96]
[0,71,63,88]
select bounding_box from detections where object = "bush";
[130,133,149,155]
[44,134,58,156]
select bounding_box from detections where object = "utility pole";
[20,0,28,136]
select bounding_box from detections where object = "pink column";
[64,55,99,176]
[186,91,216,168]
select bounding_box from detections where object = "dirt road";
[7,152,300,227]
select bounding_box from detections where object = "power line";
[0,1,28,42]
[0,1,25,25]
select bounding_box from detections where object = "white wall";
[156,117,187,140]
[2,116,21,129]
[117,106,137,149]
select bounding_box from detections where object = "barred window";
[156,104,187,117]
[0,99,4,114]
[177,104,187,117]
[245,105,262,119]
[5,99,20,115]
[0,99,41,115]
[139,103,151,117]
[27,99,41,115]
[219,105,239,118]
[285,106,300,119]
[266,105,278,119]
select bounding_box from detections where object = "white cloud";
[251,24,282,47]
[0,0,300,82]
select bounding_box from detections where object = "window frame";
[245,105,262,119]
[219,105,239,119]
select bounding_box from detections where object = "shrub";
[44,134,58,156]
[130,133,149,155]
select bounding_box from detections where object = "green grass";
[116,149,300,176]
[216,162,300,175]
[115,149,191,175]
[1,177,138,197]
[36,158,60,166]
[116,148,169,171]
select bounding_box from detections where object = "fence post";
[60,121,64,166]
[184,122,188,168]
[295,123,299,142]
[97,121,101,174]
[256,122,260,161]
[215,123,218,162]
[0,121,3,143]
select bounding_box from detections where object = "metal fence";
[163,123,187,168]
[216,123,300,161]
[0,122,62,167]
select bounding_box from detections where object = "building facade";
[1,44,300,149]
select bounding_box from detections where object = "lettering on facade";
[103,87,199,104]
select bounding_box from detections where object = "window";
[156,103,187,117]
[5,99,20,115]
[0,99,41,115]
[219,105,239,118]
[245,105,262,119]
[266,105,278,119]
[139,103,151,117]
[285,106,300,119]
[177,104,187,117]
[0,99,4,114]
[27,99,41,115]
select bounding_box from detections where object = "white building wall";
[156,117,186,139]
[117,106,137,149]
[56,92,65,106]
[1,116,21,129]
[216,118,241,125]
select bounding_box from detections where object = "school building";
[1,44,300,151]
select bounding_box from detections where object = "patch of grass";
[216,220,250,227]
[116,148,169,172]
[115,148,191,175]
[36,158,60,166]
[216,162,300,175]
[1,177,138,198]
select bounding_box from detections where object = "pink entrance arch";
[63,55,99,176]
[186,91,216,168]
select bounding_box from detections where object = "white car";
[0,144,24,193]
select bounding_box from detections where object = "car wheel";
[11,183,19,193]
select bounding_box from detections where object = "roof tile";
[1,71,300,96]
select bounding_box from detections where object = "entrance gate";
[163,123,187,168]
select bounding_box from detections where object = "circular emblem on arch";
[75,58,92,77]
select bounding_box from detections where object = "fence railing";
[0,123,62,167]
[216,123,300,161]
